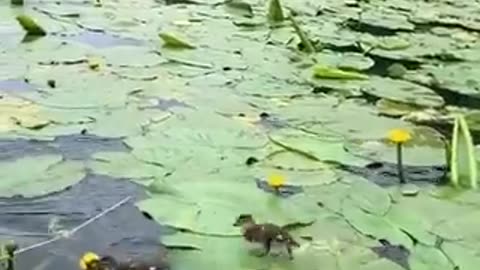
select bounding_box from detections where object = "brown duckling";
[79,251,169,270]
[233,214,300,260]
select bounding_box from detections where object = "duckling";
[79,251,169,270]
[233,214,300,260]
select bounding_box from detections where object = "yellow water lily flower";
[267,173,285,188]
[79,251,100,270]
[387,128,412,144]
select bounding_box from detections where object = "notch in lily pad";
[313,65,369,80]
[387,128,412,184]
[159,32,196,49]
[16,15,47,36]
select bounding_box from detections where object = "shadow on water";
[336,161,447,187]
[0,174,169,270]
[0,134,128,161]
[66,31,144,49]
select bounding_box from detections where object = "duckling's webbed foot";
[286,244,294,260]
[254,239,272,257]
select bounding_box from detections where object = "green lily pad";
[344,126,446,166]
[408,244,453,270]
[385,202,437,246]
[342,198,413,250]
[164,229,403,270]
[87,151,168,185]
[137,179,320,236]
[348,177,391,216]
[376,99,422,118]
[410,63,480,97]
[86,106,170,138]
[314,51,375,71]
[0,155,85,198]
[365,76,445,108]
[98,46,167,67]
[442,241,480,270]
[268,128,370,167]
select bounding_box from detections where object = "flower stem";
[397,143,406,184]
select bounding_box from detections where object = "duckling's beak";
[79,252,100,270]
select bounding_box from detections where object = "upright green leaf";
[159,32,196,49]
[16,15,47,36]
[450,114,477,189]
[289,15,316,54]
[313,65,369,80]
[268,0,284,22]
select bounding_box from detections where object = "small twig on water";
[14,196,132,255]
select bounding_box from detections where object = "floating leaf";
[442,242,480,270]
[224,0,254,18]
[0,155,85,198]
[313,65,368,80]
[348,177,391,216]
[385,203,437,246]
[268,128,370,167]
[16,15,47,36]
[377,36,410,51]
[408,244,453,270]
[159,32,196,49]
[342,198,413,250]
[87,152,168,186]
[137,179,320,235]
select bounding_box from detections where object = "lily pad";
[137,179,320,236]
[314,51,375,71]
[268,128,371,167]
[342,198,413,250]
[0,94,50,134]
[0,155,85,198]
[408,244,453,270]
[344,126,446,166]
[87,151,168,185]
[164,229,404,270]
